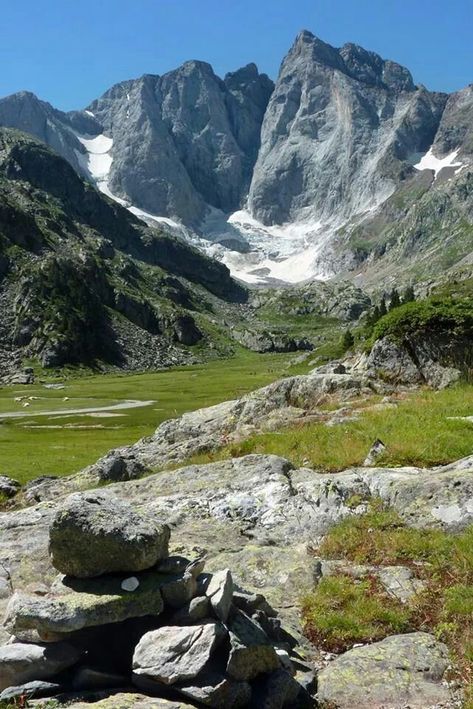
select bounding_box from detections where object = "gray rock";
[177,672,251,708]
[98,452,145,483]
[363,439,386,467]
[206,569,233,622]
[160,571,197,609]
[0,679,62,701]
[252,668,304,708]
[315,559,425,603]
[248,31,446,230]
[49,491,170,577]
[317,632,453,708]
[132,623,226,686]
[0,476,21,498]
[0,641,81,691]
[171,596,211,625]
[226,610,279,681]
[366,336,463,389]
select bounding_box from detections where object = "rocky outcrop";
[0,494,314,707]
[2,452,473,656]
[364,335,464,388]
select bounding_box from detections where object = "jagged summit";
[0,30,471,287]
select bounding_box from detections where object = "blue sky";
[1,0,472,110]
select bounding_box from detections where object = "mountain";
[0,127,248,375]
[0,31,471,288]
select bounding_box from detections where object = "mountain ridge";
[0,30,471,288]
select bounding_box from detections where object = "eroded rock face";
[317,633,452,708]
[49,492,170,578]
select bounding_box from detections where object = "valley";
[0,15,472,709]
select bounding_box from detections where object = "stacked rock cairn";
[0,491,315,707]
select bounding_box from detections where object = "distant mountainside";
[0,31,472,287]
[0,127,248,374]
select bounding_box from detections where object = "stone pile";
[0,491,315,707]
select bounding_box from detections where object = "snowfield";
[414,147,464,179]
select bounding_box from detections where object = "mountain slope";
[0,128,248,374]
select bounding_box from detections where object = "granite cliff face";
[0,31,471,285]
[248,31,447,225]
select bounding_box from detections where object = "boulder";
[49,492,170,577]
[317,632,452,708]
[251,668,305,708]
[0,641,80,691]
[205,569,233,622]
[133,623,226,687]
[226,610,280,681]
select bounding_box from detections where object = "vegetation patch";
[0,350,312,482]
[302,505,473,702]
[370,294,473,346]
[183,384,473,472]
[301,574,411,651]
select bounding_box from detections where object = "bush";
[370,295,473,346]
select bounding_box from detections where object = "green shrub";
[370,295,473,346]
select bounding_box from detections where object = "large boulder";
[49,492,170,578]
[133,623,226,687]
[0,641,80,691]
[317,632,452,708]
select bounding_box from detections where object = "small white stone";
[121,576,139,592]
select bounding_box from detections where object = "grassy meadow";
[0,350,312,483]
[184,384,473,471]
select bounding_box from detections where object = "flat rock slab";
[317,632,453,708]
[133,622,226,686]
[0,641,81,691]
[4,570,167,635]
[49,492,170,578]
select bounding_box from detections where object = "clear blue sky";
[1,0,472,111]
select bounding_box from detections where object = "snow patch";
[74,133,113,186]
[414,148,464,179]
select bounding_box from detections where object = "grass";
[301,574,411,651]
[0,350,312,483]
[182,384,473,472]
[302,505,473,703]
